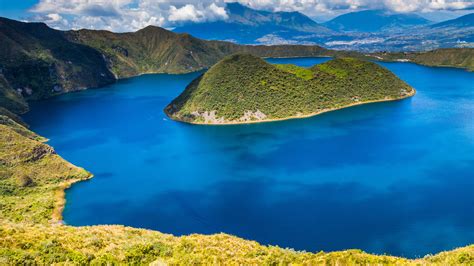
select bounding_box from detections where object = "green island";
[1,17,474,264]
[165,54,415,124]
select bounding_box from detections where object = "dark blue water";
[24,58,474,258]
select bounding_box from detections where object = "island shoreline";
[166,89,416,126]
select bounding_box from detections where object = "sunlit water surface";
[24,58,474,258]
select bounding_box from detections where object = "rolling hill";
[431,13,474,28]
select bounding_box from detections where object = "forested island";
[166,54,415,124]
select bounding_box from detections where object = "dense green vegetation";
[166,54,414,124]
[1,118,473,264]
[372,48,474,71]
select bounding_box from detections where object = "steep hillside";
[0,17,116,103]
[66,27,338,78]
[324,10,431,32]
[165,54,414,124]
[66,26,224,77]
[0,116,91,223]
[0,75,28,114]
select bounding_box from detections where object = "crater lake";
[23,58,474,258]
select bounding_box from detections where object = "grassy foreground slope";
[0,116,91,223]
[166,54,415,124]
[1,118,473,264]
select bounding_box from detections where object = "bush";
[16,174,34,187]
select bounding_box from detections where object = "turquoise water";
[24,58,474,258]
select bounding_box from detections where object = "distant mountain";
[223,2,327,32]
[173,2,331,43]
[173,4,472,51]
[431,13,474,28]
[324,10,431,32]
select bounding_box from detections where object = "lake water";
[24,58,474,258]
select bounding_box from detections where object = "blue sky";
[0,0,472,32]
[0,0,38,19]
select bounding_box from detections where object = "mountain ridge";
[171,4,472,51]
[173,2,332,43]
[431,13,474,28]
[323,10,431,32]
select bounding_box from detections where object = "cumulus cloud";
[29,0,228,31]
[168,3,228,22]
[28,0,474,31]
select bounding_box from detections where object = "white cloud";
[169,5,203,22]
[29,0,228,31]
[28,0,474,32]
[168,3,227,22]
[208,3,229,20]
[46,13,63,22]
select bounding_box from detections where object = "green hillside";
[0,17,116,104]
[166,54,415,124]
[372,48,474,71]
[66,27,340,77]
[0,116,91,224]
